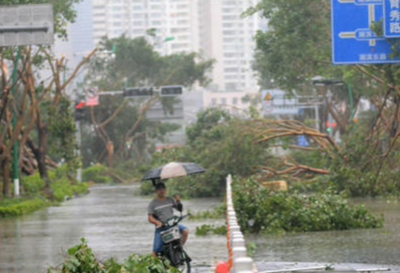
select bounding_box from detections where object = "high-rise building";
[91,0,262,93]
[199,0,262,92]
[92,0,199,55]
[71,0,94,67]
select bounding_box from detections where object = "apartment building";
[199,0,261,92]
[91,0,262,93]
[92,0,199,55]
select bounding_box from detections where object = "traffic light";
[160,85,183,96]
[75,101,86,121]
[123,87,154,97]
[326,121,337,133]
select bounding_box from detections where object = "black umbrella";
[142,162,205,185]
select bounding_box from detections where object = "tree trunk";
[2,157,11,198]
[0,161,3,202]
[26,126,50,189]
[106,140,114,168]
[37,126,50,188]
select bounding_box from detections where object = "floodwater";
[0,185,399,273]
[0,185,227,273]
[251,198,400,265]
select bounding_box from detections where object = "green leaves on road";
[48,238,180,273]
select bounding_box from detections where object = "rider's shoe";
[184,251,192,262]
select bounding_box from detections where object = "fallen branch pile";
[249,119,339,180]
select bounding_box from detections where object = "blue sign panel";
[383,0,400,37]
[297,135,310,147]
[331,0,400,64]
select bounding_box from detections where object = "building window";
[223,15,237,20]
[225,68,239,73]
[223,23,234,28]
[211,98,217,106]
[224,53,236,58]
[221,98,227,104]
[112,6,123,11]
[233,98,238,105]
[132,29,145,35]
[171,28,187,34]
[151,20,162,26]
[226,83,237,91]
[224,60,237,65]
[133,5,143,10]
[223,8,236,13]
[224,38,235,43]
[133,21,143,26]
[223,30,236,36]
[225,44,237,50]
[223,1,237,6]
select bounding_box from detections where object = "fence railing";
[226,175,256,273]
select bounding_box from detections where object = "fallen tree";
[249,119,337,181]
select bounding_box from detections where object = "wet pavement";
[256,262,400,273]
[0,185,226,273]
[0,185,399,272]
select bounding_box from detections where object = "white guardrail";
[226,175,257,273]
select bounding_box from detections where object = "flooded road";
[0,185,399,273]
[0,185,227,273]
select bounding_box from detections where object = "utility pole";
[75,120,82,182]
[314,104,320,131]
[11,48,21,197]
[74,101,86,182]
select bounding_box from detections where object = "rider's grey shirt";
[148,197,178,224]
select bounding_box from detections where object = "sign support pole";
[12,47,22,197]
